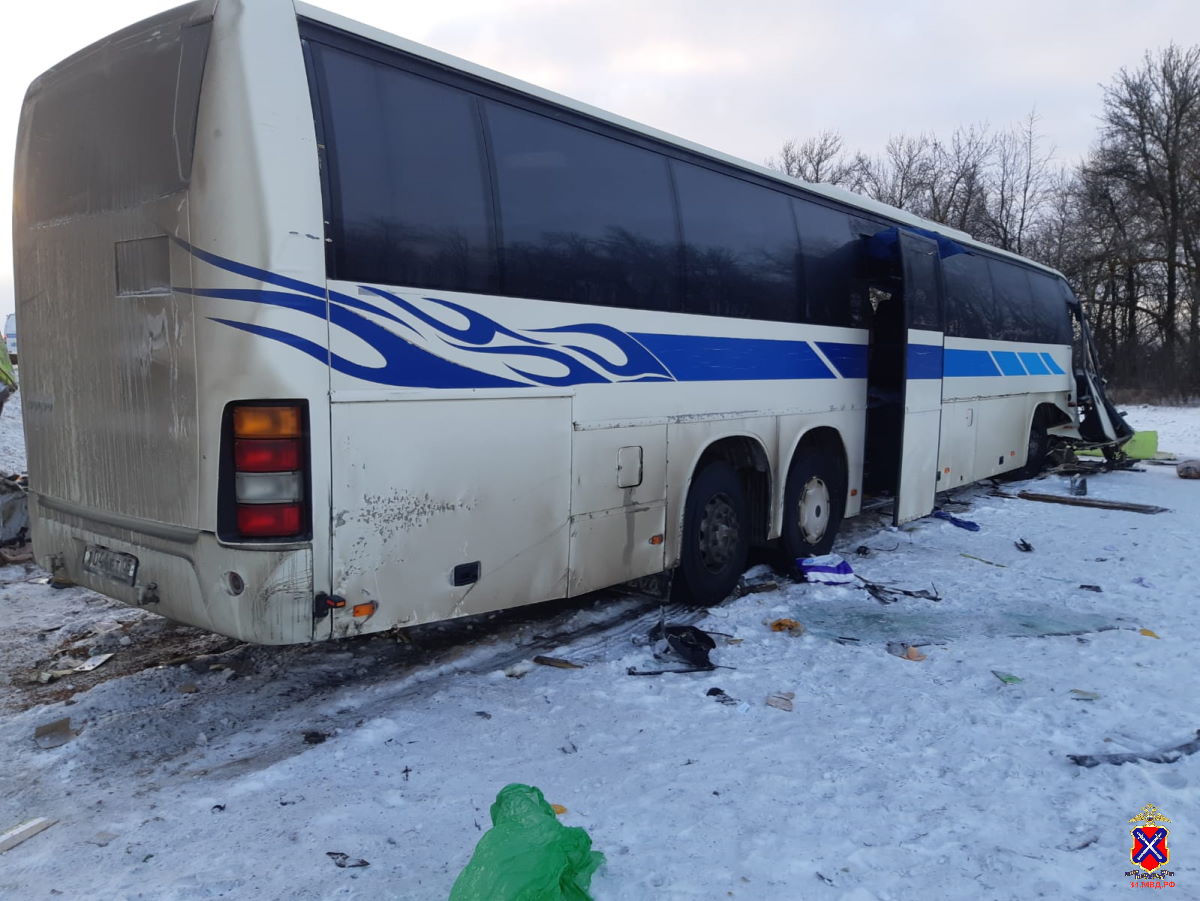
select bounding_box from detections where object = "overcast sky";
[3,0,1198,322]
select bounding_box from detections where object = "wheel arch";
[775,425,849,537]
[668,433,772,567]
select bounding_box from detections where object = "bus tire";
[673,460,749,606]
[779,444,846,569]
[1016,410,1050,479]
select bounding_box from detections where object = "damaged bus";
[13,0,1131,643]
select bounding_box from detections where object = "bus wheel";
[674,461,749,605]
[1016,411,1050,479]
[779,445,846,567]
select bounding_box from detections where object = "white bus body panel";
[17,0,329,643]
[304,275,867,631]
[939,337,1073,485]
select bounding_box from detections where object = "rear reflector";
[237,503,303,538]
[233,405,303,439]
[235,438,302,472]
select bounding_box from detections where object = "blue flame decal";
[179,242,861,387]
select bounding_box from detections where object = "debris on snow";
[886,643,927,662]
[0,817,57,854]
[859,578,940,604]
[1079,584,1103,593]
[1176,459,1200,479]
[932,510,981,530]
[706,687,739,706]
[1016,490,1169,515]
[765,692,795,712]
[991,671,1023,685]
[960,553,1006,568]
[532,655,584,670]
[797,554,855,584]
[648,614,716,668]
[303,731,330,745]
[1069,689,1101,701]
[766,618,805,636]
[1069,729,1200,768]
[326,851,370,868]
[1139,628,1161,639]
[33,717,78,749]
[1014,539,1034,552]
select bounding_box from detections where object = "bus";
[13,0,1130,644]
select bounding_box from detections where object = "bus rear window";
[16,3,211,225]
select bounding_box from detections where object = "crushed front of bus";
[13,1,332,643]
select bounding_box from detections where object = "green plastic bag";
[449,784,604,901]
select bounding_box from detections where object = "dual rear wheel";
[673,445,846,605]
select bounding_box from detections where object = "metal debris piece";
[991,671,1023,685]
[1070,689,1101,701]
[1014,539,1034,552]
[1069,729,1200,768]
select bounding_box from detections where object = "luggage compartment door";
[326,390,572,635]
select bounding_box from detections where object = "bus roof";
[298,3,1063,280]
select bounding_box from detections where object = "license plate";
[82,545,139,586]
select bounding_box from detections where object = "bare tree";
[767,131,859,186]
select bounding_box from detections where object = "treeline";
[768,44,1200,397]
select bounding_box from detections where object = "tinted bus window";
[311,45,498,292]
[988,259,1035,342]
[1027,270,1073,344]
[942,252,993,339]
[793,199,866,326]
[486,101,678,311]
[673,162,800,321]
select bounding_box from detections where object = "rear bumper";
[31,493,316,644]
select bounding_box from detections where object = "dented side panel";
[326,393,572,635]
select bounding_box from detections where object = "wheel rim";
[698,492,740,573]
[798,475,830,544]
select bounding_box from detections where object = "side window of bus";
[988,259,1036,342]
[485,102,679,312]
[793,199,866,327]
[673,162,800,321]
[941,252,992,339]
[1027,271,1073,345]
[310,45,499,293]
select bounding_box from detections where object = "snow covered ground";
[1,404,1197,900]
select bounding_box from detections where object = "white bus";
[14,0,1129,644]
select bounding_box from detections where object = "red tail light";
[235,438,302,472]
[237,503,303,538]
[225,401,309,540]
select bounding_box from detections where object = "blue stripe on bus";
[907,344,943,379]
[630,334,835,381]
[183,244,1070,388]
[944,348,1001,377]
[991,351,1028,376]
[816,342,868,379]
[1040,353,1066,375]
[1018,352,1050,375]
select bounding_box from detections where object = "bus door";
[894,231,944,524]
